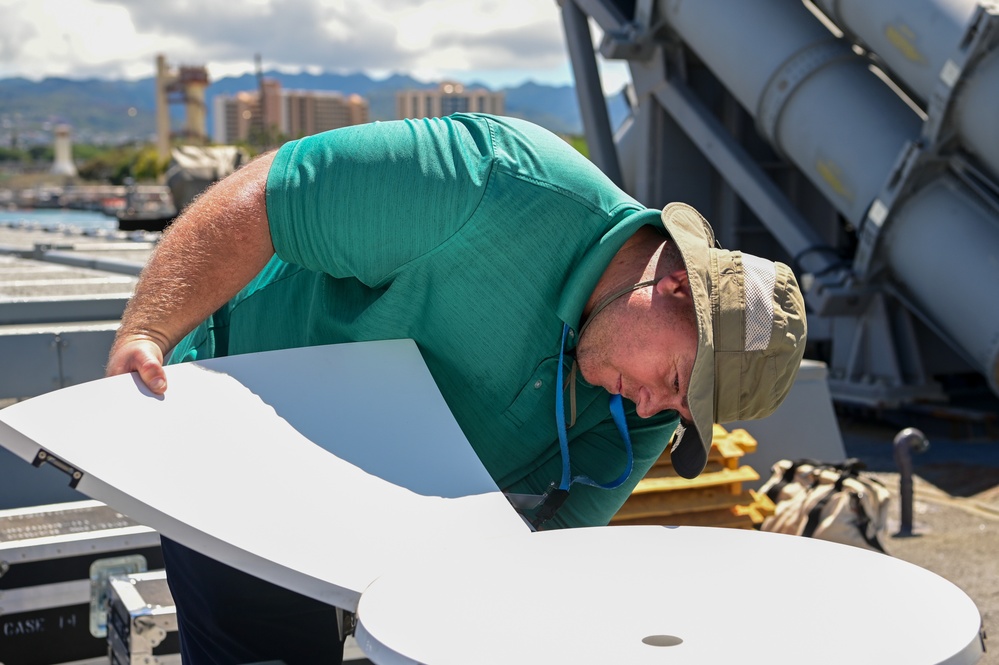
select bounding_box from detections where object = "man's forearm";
[108,152,278,379]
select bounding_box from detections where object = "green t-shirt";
[170,113,679,528]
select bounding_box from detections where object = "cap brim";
[660,203,716,479]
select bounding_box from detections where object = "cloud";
[83,0,568,80]
[0,0,604,88]
[90,0,401,70]
[0,0,187,79]
[0,7,38,66]
[432,21,568,70]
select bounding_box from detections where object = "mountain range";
[0,70,630,146]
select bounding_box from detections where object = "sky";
[0,0,631,92]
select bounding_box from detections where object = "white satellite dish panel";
[356,525,986,665]
[0,340,528,611]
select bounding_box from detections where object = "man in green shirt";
[107,113,806,664]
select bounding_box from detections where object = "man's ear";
[655,268,691,299]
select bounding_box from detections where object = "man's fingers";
[107,339,168,394]
[137,355,168,394]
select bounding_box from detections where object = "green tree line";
[0,136,584,184]
[0,143,168,183]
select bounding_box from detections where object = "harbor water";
[0,207,119,233]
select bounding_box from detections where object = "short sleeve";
[266,116,494,285]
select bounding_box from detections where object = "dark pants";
[161,537,344,665]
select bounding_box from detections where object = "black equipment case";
[107,570,180,665]
[0,500,163,665]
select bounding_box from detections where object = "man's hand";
[103,150,277,396]
[106,336,168,395]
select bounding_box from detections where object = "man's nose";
[636,392,677,419]
[642,392,692,422]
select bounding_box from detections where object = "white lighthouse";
[50,124,78,177]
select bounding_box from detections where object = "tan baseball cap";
[660,202,808,479]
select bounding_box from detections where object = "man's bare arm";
[106,152,278,393]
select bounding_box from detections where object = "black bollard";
[893,427,929,537]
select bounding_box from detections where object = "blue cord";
[555,324,635,492]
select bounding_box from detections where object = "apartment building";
[396,82,504,120]
[213,80,369,144]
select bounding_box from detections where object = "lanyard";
[527,323,635,528]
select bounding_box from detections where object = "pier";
[0,222,157,399]
[1,184,128,214]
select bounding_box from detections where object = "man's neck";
[582,227,664,321]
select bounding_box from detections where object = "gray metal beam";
[0,295,130,325]
[0,331,63,397]
[560,0,624,187]
[562,0,629,33]
[35,250,146,276]
[0,324,117,399]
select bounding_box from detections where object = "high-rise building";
[285,90,368,139]
[214,92,257,146]
[396,82,504,120]
[213,81,369,145]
